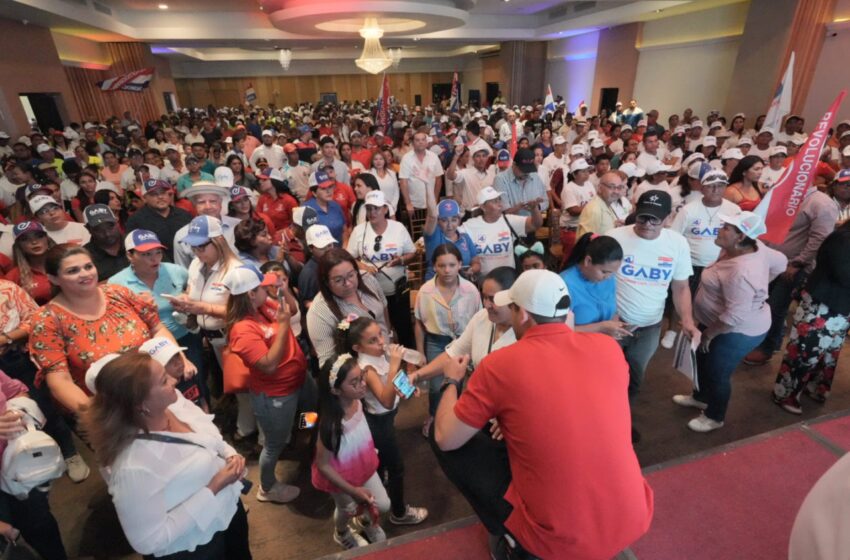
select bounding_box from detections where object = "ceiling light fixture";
[158,3,168,9]
[278,48,292,70]
[388,48,403,69]
[355,18,393,74]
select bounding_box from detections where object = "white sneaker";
[672,394,708,411]
[687,414,724,433]
[351,515,387,543]
[334,528,368,549]
[660,330,677,349]
[65,454,90,483]
[256,482,300,504]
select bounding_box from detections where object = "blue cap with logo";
[229,186,250,200]
[438,199,461,219]
[12,221,45,239]
[125,229,166,252]
[314,169,334,188]
[142,178,172,194]
[836,168,850,183]
[183,215,224,246]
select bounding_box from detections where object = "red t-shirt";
[5,267,52,305]
[0,254,12,277]
[350,147,374,170]
[228,301,307,396]
[257,193,298,232]
[454,323,653,559]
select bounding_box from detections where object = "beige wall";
[0,18,80,136]
[590,24,640,114]
[175,72,456,108]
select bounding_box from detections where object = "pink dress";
[312,400,379,493]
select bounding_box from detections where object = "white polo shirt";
[399,150,444,209]
[446,308,516,368]
[186,258,235,331]
[454,166,496,211]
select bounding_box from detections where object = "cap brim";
[260,273,278,288]
[180,185,227,199]
[132,242,166,252]
[493,289,513,308]
[182,234,211,246]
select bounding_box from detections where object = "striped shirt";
[414,277,481,338]
[306,273,389,366]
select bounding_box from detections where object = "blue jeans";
[617,322,662,403]
[425,333,454,416]
[694,331,766,422]
[250,376,316,491]
[759,269,807,355]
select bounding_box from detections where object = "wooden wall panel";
[175,72,459,109]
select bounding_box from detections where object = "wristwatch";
[439,378,462,394]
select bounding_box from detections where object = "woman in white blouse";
[84,352,251,560]
[346,190,416,347]
[370,150,400,212]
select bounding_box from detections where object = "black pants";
[142,500,251,560]
[0,488,67,560]
[0,348,77,458]
[365,408,406,518]
[386,290,414,348]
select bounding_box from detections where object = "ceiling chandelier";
[355,18,393,74]
[387,48,403,69]
[278,48,292,70]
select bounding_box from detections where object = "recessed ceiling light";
[413,36,420,41]
[158,3,168,9]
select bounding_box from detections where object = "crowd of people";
[0,95,847,560]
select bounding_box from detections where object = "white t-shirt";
[669,198,741,267]
[346,220,415,295]
[47,221,91,247]
[759,166,786,191]
[399,150,444,209]
[358,352,399,415]
[631,180,670,206]
[371,169,400,212]
[606,226,693,327]
[747,145,771,162]
[539,153,568,190]
[560,181,596,228]
[636,149,664,171]
[466,136,493,157]
[445,308,516,368]
[463,214,527,274]
[454,166,496,211]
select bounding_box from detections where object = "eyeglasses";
[330,270,358,286]
[373,234,383,253]
[601,182,627,191]
[36,205,61,217]
[636,215,663,226]
[191,241,212,252]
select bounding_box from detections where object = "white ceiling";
[8,0,745,61]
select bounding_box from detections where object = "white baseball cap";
[645,160,671,175]
[570,144,586,156]
[36,144,53,154]
[617,162,645,179]
[553,135,567,146]
[493,269,571,318]
[681,152,706,170]
[701,168,729,186]
[569,159,590,173]
[719,211,766,240]
[702,136,717,147]
[477,186,502,205]
[737,136,753,146]
[85,353,121,394]
[723,148,745,161]
[261,129,274,137]
[139,337,187,367]
[222,265,277,295]
[842,146,850,158]
[214,166,234,188]
[29,195,61,215]
[590,139,605,149]
[305,224,337,248]
[365,190,393,211]
[770,146,788,158]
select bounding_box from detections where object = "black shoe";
[631,427,641,444]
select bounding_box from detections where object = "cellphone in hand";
[299,412,318,429]
[393,371,416,399]
[240,478,253,495]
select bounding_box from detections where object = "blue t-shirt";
[303,198,346,243]
[109,262,190,338]
[424,227,476,281]
[560,265,617,326]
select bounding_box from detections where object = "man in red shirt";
[349,131,375,169]
[434,270,653,560]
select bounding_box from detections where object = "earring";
[140,407,150,416]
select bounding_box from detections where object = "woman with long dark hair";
[725,155,764,211]
[351,173,383,226]
[8,221,55,304]
[226,154,259,191]
[70,171,98,223]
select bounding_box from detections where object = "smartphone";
[240,478,253,495]
[393,371,416,399]
[299,411,318,429]
[159,293,179,300]
[625,324,639,333]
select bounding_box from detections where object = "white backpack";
[1,397,65,499]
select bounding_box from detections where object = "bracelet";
[439,378,462,395]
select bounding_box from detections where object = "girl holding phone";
[335,316,428,527]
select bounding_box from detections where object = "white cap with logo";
[719,211,767,240]
[139,337,187,367]
[493,269,571,318]
[305,224,337,248]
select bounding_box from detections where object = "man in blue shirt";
[493,148,548,216]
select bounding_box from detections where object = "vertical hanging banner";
[544,84,555,115]
[376,73,391,133]
[449,72,460,113]
[763,52,794,134]
[755,89,845,245]
[245,83,257,104]
[97,68,154,92]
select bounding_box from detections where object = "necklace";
[703,202,722,223]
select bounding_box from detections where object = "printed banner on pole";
[754,89,845,245]
[376,74,391,133]
[449,72,460,113]
[544,85,555,115]
[763,52,794,134]
[245,84,257,104]
[97,68,154,92]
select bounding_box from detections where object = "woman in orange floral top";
[28,245,196,414]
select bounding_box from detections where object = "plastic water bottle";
[172,311,200,334]
[402,348,424,366]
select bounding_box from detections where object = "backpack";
[1,397,65,500]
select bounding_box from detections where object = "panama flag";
[376,73,391,133]
[763,52,794,134]
[449,72,460,113]
[244,83,257,104]
[544,84,555,115]
[97,68,154,92]
[754,89,845,245]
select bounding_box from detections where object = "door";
[468,89,481,108]
[485,82,500,107]
[20,93,64,133]
[431,83,452,105]
[599,88,619,117]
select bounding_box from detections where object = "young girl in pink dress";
[312,353,390,549]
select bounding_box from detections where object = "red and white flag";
[754,89,846,244]
[97,68,155,92]
[376,74,391,133]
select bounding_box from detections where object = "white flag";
[763,52,794,134]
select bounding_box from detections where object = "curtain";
[783,0,838,115]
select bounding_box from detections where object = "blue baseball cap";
[12,220,45,239]
[24,183,52,199]
[836,168,850,183]
[183,215,224,246]
[438,199,461,219]
[298,124,312,134]
[497,149,511,168]
[229,186,250,200]
[125,229,166,252]
[314,169,334,188]
[142,178,172,194]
